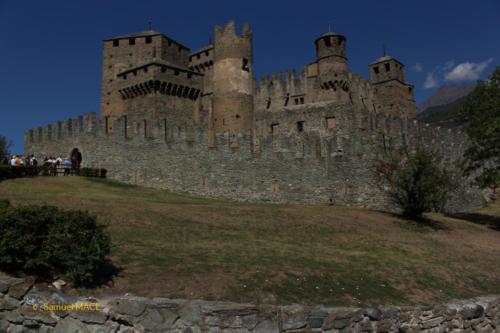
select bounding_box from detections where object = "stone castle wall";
[24,102,484,213]
[1,273,499,332]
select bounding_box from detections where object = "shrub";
[0,199,10,210]
[0,205,111,286]
[79,167,107,178]
[382,150,455,219]
[0,165,51,181]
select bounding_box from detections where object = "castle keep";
[25,21,483,211]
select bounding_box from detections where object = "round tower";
[212,21,254,135]
[314,32,350,100]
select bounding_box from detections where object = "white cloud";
[444,58,493,82]
[411,63,423,72]
[424,72,439,89]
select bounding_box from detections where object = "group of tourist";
[1,149,83,176]
[2,154,38,167]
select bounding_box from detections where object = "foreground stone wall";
[24,102,485,213]
[1,273,499,333]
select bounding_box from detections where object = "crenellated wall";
[24,102,484,213]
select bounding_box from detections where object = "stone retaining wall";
[1,273,499,332]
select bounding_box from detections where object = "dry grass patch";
[1,177,499,306]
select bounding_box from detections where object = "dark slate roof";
[189,44,214,57]
[370,55,404,66]
[104,30,190,50]
[117,59,203,77]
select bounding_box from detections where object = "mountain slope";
[418,84,475,114]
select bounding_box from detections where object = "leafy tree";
[0,134,11,162]
[380,149,455,219]
[458,66,500,188]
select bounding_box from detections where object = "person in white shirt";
[10,156,16,166]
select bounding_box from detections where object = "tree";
[458,66,500,189]
[380,149,455,219]
[0,134,11,162]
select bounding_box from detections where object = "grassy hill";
[1,177,499,306]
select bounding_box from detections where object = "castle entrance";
[70,148,83,173]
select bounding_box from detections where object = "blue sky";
[0,0,498,153]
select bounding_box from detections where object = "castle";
[25,21,483,212]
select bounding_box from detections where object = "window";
[123,74,127,80]
[326,116,336,129]
[205,50,209,56]
[271,123,279,134]
[385,63,391,72]
[296,121,304,132]
[324,37,331,47]
[266,98,271,109]
[129,38,135,45]
[187,73,192,79]
[300,97,304,104]
[145,36,152,44]
[174,70,179,76]
[161,66,166,73]
[144,67,148,73]
[294,98,299,105]
[242,58,250,72]
[197,54,200,59]
[235,114,240,119]
[373,66,379,74]
[113,40,119,47]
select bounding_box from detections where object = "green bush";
[0,165,51,181]
[0,199,10,210]
[0,205,111,286]
[384,150,455,219]
[79,167,107,178]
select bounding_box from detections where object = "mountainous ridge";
[418,84,475,114]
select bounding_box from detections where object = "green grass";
[1,176,500,306]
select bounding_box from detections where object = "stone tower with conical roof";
[314,31,351,103]
[369,54,416,118]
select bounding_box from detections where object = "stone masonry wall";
[24,102,485,213]
[1,273,500,333]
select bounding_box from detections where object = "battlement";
[189,45,214,73]
[23,22,479,212]
[213,21,252,61]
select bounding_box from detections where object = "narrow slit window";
[129,38,136,45]
[242,58,250,72]
[113,40,119,47]
[385,63,391,72]
[145,36,152,44]
[373,66,379,74]
[271,123,279,135]
[296,121,304,132]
